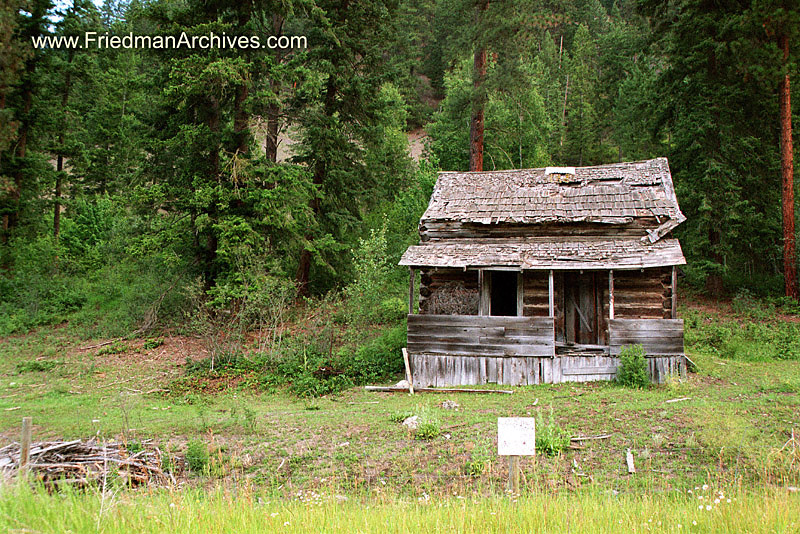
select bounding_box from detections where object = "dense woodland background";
[1,0,799,345]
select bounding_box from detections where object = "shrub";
[15,360,62,373]
[415,419,441,440]
[617,344,650,388]
[341,323,406,383]
[185,440,209,473]
[389,411,414,423]
[414,406,441,440]
[343,223,391,326]
[535,407,570,456]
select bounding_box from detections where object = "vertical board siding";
[409,353,686,386]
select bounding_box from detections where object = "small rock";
[396,380,410,388]
[440,400,460,410]
[444,433,451,440]
[402,415,419,430]
[338,441,349,448]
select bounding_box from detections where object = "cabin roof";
[399,237,685,270]
[421,158,684,225]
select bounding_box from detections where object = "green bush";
[341,323,406,383]
[185,440,209,473]
[414,407,441,441]
[616,345,650,388]
[16,360,62,373]
[535,407,570,456]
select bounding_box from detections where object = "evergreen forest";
[1,0,799,348]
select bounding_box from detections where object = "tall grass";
[0,484,797,533]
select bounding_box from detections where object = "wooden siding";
[609,318,684,355]
[409,353,686,386]
[407,314,555,358]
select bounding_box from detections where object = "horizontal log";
[364,386,513,394]
[609,318,684,331]
[609,346,683,356]
[409,314,544,325]
[409,343,554,357]
[408,334,552,345]
[562,366,618,376]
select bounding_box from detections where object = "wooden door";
[563,272,601,345]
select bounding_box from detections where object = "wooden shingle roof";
[421,158,684,226]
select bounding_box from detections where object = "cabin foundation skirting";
[409,353,686,386]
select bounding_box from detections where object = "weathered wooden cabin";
[399,158,687,386]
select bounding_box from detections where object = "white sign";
[497,417,536,456]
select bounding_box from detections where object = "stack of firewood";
[0,439,176,488]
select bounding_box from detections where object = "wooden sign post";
[497,417,535,495]
[20,417,32,476]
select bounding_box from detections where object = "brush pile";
[0,439,176,488]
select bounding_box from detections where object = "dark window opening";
[490,271,518,316]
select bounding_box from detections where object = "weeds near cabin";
[465,445,491,477]
[97,341,129,356]
[413,406,441,440]
[617,345,650,388]
[15,359,62,373]
[684,307,800,361]
[142,338,164,350]
[186,439,209,473]
[534,407,570,456]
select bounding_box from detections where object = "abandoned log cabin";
[399,158,687,386]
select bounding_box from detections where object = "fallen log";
[364,386,513,394]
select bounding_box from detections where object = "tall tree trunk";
[265,14,285,163]
[5,86,31,237]
[54,157,62,238]
[201,95,222,290]
[779,33,798,299]
[469,0,489,172]
[55,60,72,239]
[706,228,724,296]
[233,82,249,155]
[265,97,280,163]
[295,77,336,296]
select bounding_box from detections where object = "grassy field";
[0,297,799,530]
[0,484,798,533]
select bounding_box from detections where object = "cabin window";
[489,271,519,316]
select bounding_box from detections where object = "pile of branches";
[0,439,177,488]
[426,282,479,315]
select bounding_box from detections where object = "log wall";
[522,272,551,317]
[613,267,674,319]
[420,221,660,242]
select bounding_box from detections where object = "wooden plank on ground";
[364,386,513,394]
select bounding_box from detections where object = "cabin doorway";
[562,272,605,345]
[489,271,519,316]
